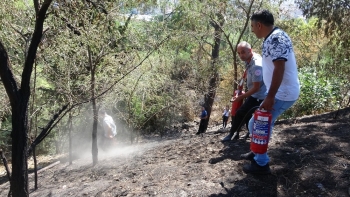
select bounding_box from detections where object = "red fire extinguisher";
[250,109,272,154]
[231,70,247,116]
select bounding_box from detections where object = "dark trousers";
[229,96,263,135]
[198,119,208,133]
[222,116,229,128]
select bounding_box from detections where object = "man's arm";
[234,81,261,102]
[260,60,285,110]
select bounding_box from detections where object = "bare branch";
[22,0,53,97]
[54,12,82,36]
[0,41,20,107]
[27,104,70,155]
[234,0,254,54]
[85,0,108,14]
[92,35,170,101]
[193,36,212,57]
[138,104,175,129]
[237,0,248,14]
[222,0,255,89]
[7,23,27,41]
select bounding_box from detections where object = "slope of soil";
[0,107,349,197]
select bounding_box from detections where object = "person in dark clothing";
[222,41,266,141]
[196,106,208,135]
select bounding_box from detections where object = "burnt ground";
[0,107,350,197]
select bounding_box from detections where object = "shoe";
[243,160,271,174]
[240,151,255,161]
[222,134,233,142]
[195,131,201,135]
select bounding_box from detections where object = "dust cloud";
[64,108,158,164]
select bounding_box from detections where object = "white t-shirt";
[223,109,230,117]
[262,27,300,101]
[102,115,117,138]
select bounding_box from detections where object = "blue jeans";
[248,98,297,166]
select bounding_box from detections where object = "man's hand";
[232,95,244,103]
[260,96,274,111]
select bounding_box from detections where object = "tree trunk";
[0,1,53,196]
[33,146,38,190]
[203,12,225,127]
[88,46,98,165]
[92,100,98,166]
[11,103,30,196]
[222,0,255,91]
[68,113,73,165]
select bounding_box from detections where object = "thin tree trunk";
[92,99,98,166]
[222,0,255,90]
[232,0,255,90]
[33,146,38,190]
[68,113,73,165]
[29,60,37,138]
[203,12,225,126]
[88,46,98,165]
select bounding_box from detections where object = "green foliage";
[277,17,325,68]
[282,66,345,118]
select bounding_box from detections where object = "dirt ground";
[0,107,349,197]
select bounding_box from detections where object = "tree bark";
[0,39,30,197]
[68,113,73,165]
[10,93,30,196]
[88,46,98,165]
[0,1,53,196]
[203,12,225,127]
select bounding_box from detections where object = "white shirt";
[102,115,117,137]
[262,27,300,101]
[223,109,230,117]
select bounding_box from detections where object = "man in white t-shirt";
[241,10,300,174]
[98,110,117,150]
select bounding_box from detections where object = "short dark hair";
[251,10,274,26]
